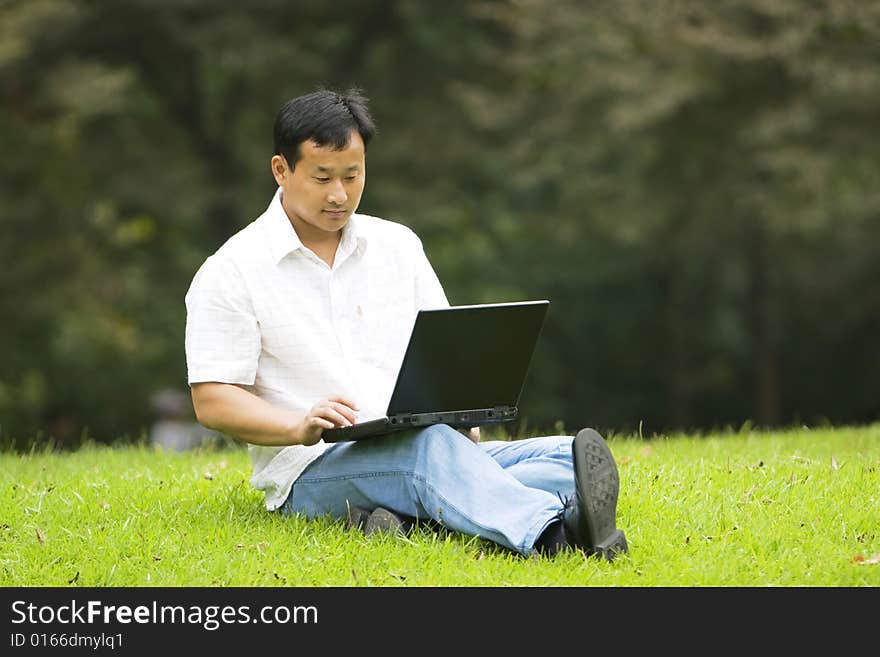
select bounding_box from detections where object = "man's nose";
[327,180,347,205]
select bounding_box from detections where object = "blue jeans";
[280,424,575,555]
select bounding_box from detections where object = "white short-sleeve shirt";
[184,188,449,510]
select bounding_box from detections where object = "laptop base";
[321,406,517,443]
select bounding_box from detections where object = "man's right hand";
[191,383,361,448]
[299,396,360,445]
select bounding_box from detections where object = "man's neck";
[296,227,340,268]
[282,207,342,268]
[307,238,340,268]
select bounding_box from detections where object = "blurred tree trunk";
[744,216,779,426]
[660,265,692,429]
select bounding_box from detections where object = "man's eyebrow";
[315,164,361,173]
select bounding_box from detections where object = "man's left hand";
[458,427,480,443]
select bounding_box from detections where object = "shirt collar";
[337,212,367,264]
[263,187,368,265]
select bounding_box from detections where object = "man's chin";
[315,217,349,233]
[320,210,351,224]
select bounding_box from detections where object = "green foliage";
[457,0,880,433]
[0,1,878,446]
[1,425,878,586]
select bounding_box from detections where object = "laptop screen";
[385,301,549,415]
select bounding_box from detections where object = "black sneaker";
[364,507,412,537]
[345,505,372,532]
[561,428,628,561]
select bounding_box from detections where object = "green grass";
[1,425,878,586]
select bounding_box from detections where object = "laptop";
[322,300,550,442]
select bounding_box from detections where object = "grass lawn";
[1,424,878,587]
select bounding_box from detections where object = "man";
[184,88,628,560]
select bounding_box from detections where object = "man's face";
[271,131,366,236]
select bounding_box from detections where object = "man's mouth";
[323,209,347,217]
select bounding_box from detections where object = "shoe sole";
[572,428,628,561]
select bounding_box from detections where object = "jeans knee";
[410,424,476,480]
[412,424,464,451]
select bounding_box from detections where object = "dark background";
[1,0,878,448]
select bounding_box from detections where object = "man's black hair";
[273,88,375,169]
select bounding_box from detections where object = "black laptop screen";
[385,301,549,415]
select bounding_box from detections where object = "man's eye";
[315,177,330,183]
[344,176,358,182]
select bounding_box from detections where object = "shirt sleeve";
[413,235,450,310]
[184,255,261,385]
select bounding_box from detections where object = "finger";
[310,417,334,430]
[316,408,353,427]
[325,395,360,412]
[327,401,358,425]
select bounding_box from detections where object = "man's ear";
[270,154,289,186]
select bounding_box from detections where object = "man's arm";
[191,382,358,447]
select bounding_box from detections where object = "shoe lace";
[554,490,576,522]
